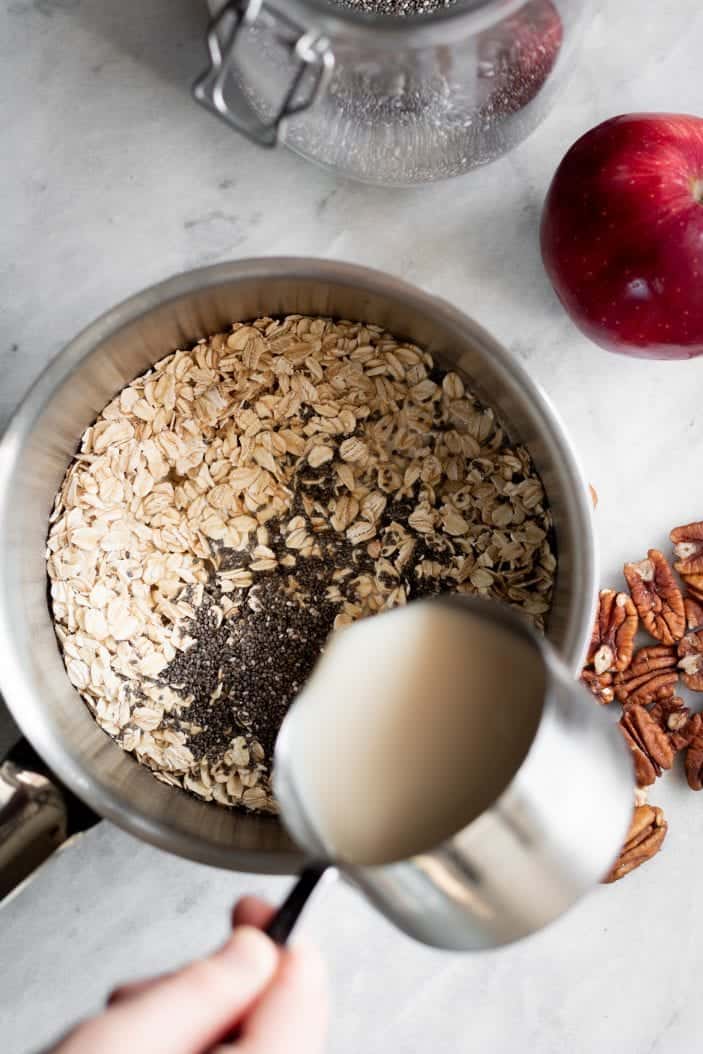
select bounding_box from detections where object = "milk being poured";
[280,601,545,867]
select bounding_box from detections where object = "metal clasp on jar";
[193,0,335,148]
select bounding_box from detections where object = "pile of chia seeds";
[160,572,337,762]
[157,461,451,778]
[331,0,459,15]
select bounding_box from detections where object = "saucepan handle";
[218,863,329,1047]
[265,862,329,944]
[0,762,67,900]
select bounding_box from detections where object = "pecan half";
[619,705,674,786]
[581,669,614,706]
[684,595,703,631]
[671,521,703,575]
[613,644,678,707]
[586,589,638,675]
[649,697,702,751]
[624,549,685,644]
[603,805,668,883]
[682,574,703,603]
[686,722,703,790]
[678,630,703,691]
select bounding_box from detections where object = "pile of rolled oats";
[47,314,556,813]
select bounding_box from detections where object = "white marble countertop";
[3,1,703,1051]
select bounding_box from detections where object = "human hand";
[49,896,328,1054]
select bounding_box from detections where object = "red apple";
[541,113,703,359]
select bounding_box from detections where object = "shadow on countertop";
[79,0,208,89]
[7,0,210,92]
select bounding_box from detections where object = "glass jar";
[195,0,591,186]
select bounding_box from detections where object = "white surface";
[2,0,703,1051]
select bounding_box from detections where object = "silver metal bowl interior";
[0,259,597,874]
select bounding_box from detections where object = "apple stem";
[694,179,703,204]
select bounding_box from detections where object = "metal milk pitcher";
[270,595,632,951]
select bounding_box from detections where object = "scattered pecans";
[583,518,703,882]
[684,595,703,631]
[678,630,703,691]
[581,668,614,706]
[685,720,703,790]
[613,644,678,708]
[650,697,701,752]
[587,589,637,676]
[623,549,685,646]
[603,805,668,884]
[619,705,673,788]
[671,521,703,576]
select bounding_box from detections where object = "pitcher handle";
[193,0,335,149]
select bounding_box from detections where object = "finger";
[108,896,274,1004]
[78,926,279,1054]
[238,941,328,1054]
[108,975,169,1004]
[232,895,276,931]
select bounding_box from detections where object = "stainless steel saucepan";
[0,258,598,877]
